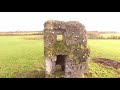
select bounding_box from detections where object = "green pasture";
[0,35,120,78]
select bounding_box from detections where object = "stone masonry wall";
[44,20,90,78]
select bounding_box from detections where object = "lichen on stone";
[44,20,90,78]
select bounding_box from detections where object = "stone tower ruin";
[44,20,90,78]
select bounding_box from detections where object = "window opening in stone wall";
[57,32,63,41]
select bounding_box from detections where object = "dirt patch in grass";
[13,70,45,78]
[93,58,120,69]
[13,67,64,78]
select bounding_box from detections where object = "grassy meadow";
[0,35,44,78]
[88,39,120,78]
[0,34,120,78]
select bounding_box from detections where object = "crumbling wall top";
[44,20,85,30]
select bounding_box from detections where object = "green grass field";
[88,39,120,78]
[0,35,120,78]
[0,36,44,78]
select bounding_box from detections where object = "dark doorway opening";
[56,55,67,72]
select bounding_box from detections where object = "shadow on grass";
[13,70,45,78]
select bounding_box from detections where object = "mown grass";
[0,35,44,78]
[88,39,120,78]
[0,35,120,78]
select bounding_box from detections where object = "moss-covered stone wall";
[44,20,90,78]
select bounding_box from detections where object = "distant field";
[100,33,120,38]
[0,31,43,36]
[0,35,120,78]
[88,32,120,39]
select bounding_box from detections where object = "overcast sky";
[0,12,120,32]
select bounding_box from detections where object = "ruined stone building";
[44,20,90,78]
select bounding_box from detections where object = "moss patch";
[54,41,70,55]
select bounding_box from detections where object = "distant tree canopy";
[87,31,120,39]
[87,31,100,39]
[0,31,44,36]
